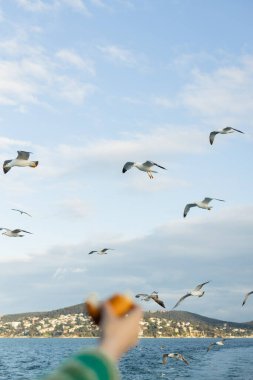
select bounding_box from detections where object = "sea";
[0,338,252,380]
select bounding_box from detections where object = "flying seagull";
[3,151,39,174]
[122,161,166,179]
[135,291,165,308]
[209,126,244,145]
[88,248,114,255]
[11,209,32,217]
[183,197,225,218]
[172,281,210,309]
[242,291,253,306]
[162,353,189,365]
[207,338,226,352]
[0,228,33,237]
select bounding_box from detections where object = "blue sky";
[0,0,253,322]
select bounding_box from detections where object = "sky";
[0,0,253,322]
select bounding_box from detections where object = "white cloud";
[16,0,58,12]
[56,76,97,105]
[16,0,90,14]
[0,136,30,150]
[179,55,253,121]
[0,35,97,108]
[98,44,137,66]
[56,49,96,74]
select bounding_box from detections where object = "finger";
[125,305,143,321]
[101,301,116,320]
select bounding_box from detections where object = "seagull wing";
[194,281,210,291]
[162,354,169,365]
[172,293,191,309]
[242,291,253,306]
[183,203,196,217]
[101,248,113,252]
[152,296,165,308]
[135,293,149,298]
[17,151,31,160]
[122,162,134,173]
[150,292,165,308]
[11,209,22,214]
[179,355,189,365]
[153,163,166,170]
[145,161,166,170]
[202,197,224,204]
[231,127,244,134]
[209,131,219,145]
[202,197,213,204]
[3,160,12,174]
[142,161,154,168]
[207,342,215,352]
[88,251,97,255]
[19,229,33,234]
[23,211,32,217]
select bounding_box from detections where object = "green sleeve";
[43,349,120,380]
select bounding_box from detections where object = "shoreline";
[0,335,253,339]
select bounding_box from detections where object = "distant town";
[0,304,252,338]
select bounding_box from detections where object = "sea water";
[0,338,252,380]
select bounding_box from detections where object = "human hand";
[99,301,143,362]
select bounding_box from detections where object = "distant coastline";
[1,304,252,339]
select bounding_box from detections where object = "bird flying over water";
[3,151,39,174]
[0,228,33,237]
[242,291,253,306]
[209,126,244,145]
[11,209,32,217]
[183,197,225,218]
[172,281,210,309]
[162,353,189,365]
[207,338,226,352]
[88,248,114,255]
[135,291,165,308]
[122,161,166,179]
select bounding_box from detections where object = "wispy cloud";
[56,49,96,74]
[178,54,253,122]
[0,35,97,108]
[16,0,90,15]
[98,44,137,66]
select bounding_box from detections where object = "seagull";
[88,248,114,255]
[11,209,32,217]
[172,281,210,309]
[162,353,189,365]
[0,228,33,237]
[135,291,165,308]
[3,151,39,174]
[209,126,244,145]
[122,161,166,179]
[207,338,226,352]
[183,197,225,218]
[242,291,253,306]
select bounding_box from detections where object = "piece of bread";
[85,293,134,324]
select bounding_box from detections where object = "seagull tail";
[30,161,39,168]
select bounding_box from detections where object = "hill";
[1,303,252,329]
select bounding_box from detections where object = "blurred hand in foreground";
[99,302,143,361]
